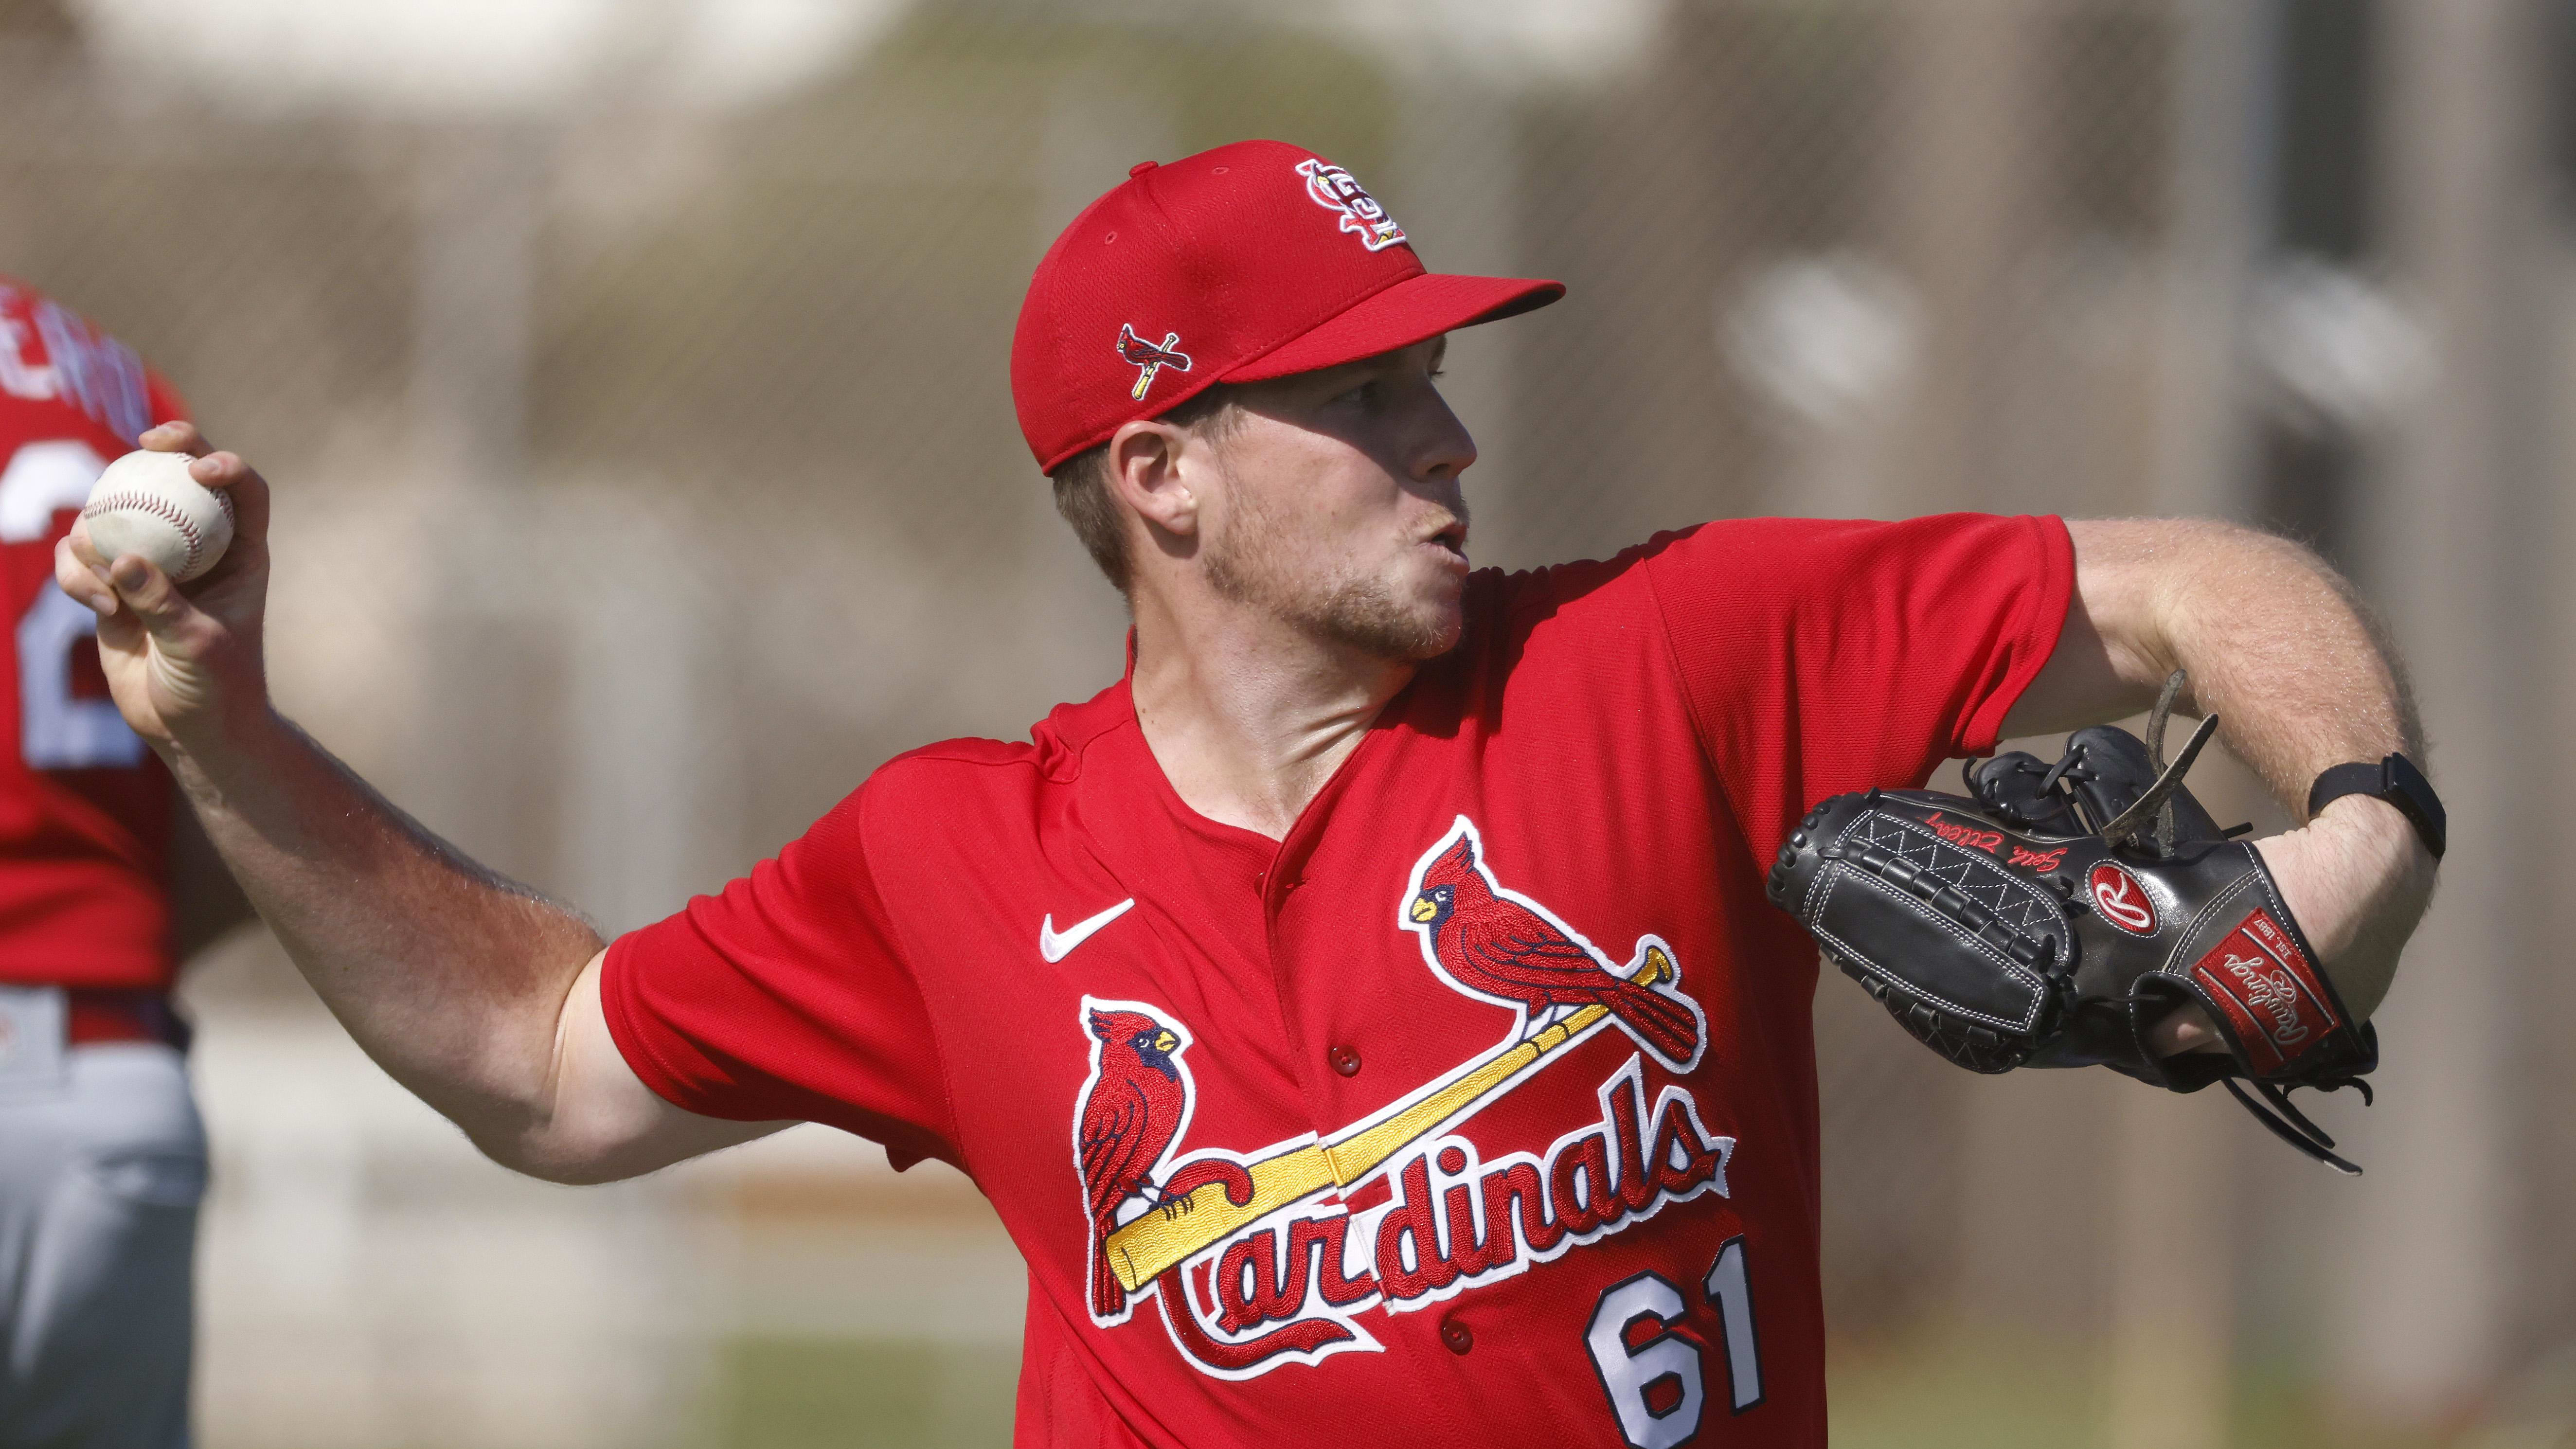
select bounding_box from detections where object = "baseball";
[81,449,236,584]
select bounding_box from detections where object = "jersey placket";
[1252,741,1502,1436]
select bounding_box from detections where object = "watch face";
[2380,753,2446,857]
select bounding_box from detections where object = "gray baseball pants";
[0,1038,202,1449]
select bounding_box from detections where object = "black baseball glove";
[1763,682,2379,1172]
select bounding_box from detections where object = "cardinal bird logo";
[1072,1001,1196,1325]
[1115,324,1192,401]
[1403,818,1706,1072]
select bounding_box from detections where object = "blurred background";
[1,0,2568,1443]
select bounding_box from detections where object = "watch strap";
[2307,753,2446,860]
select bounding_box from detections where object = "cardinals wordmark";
[1067,817,1740,1379]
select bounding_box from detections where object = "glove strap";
[2221,1076,2367,1176]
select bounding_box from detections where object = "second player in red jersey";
[0,280,186,991]
[0,279,251,1449]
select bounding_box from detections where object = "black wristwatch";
[2306,752,2446,860]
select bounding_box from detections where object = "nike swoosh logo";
[1039,898,1136,963]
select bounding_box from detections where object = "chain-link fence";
[5,0,2572,1444]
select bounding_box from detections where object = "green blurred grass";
[1827,1330,2454,1449]
[711,1337,1020,1449]
[1829,1331,2105,1449]
[706,1330,2470,1449]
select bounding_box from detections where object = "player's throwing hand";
[53,420,272,755]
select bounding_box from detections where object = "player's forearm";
[2068,518,2436,1021]
[53,432,632,1170]
[169,706,604,1147]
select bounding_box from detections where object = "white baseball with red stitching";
[80,449,236,584]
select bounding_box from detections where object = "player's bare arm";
[169,803,256,960]
[54,421,786,1183]
[2003,518,2438,1045]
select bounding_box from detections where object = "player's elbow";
[507,1147,654,1188]
[453,951,779,1184]
[458,947,675,1183]
[464,1117,658,1186]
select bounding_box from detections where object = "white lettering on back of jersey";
[0,287,151,442]
[0,438,145,769]
[0,312,56,402]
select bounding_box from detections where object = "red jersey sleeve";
[1639,513,2074,858]
[600,784,961,1171]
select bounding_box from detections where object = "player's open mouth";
[1423,523,1469,567]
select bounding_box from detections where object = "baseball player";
[55,142,2437,1447]
[0,280,250,1448]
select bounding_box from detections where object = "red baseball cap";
[1011,139,1565,473]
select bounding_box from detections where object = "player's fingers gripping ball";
[82,449,235,584]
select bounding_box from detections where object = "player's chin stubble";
[1202,476,1462,662]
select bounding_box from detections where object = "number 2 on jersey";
[0,439,146,769]
[1585,1235,1763,1447]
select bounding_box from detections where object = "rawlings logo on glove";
[1764,688,2379,1174]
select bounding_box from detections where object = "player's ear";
[1106,417,1199,542]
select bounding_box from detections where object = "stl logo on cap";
[1114,324,1193,401]
[1295,159,1406,252]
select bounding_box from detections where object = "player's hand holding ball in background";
[54,421,271,758]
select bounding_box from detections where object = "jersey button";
[1440,1318,1473,1355]
[1328,1045,1362,1078]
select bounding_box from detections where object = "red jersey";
[0,280,185,989]
[604,513,2073,1449]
